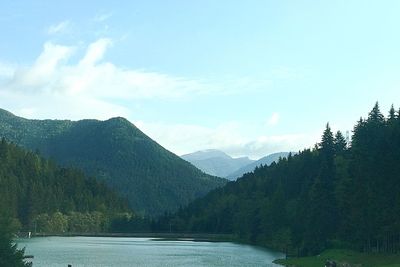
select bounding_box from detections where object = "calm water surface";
[17,236,284,267]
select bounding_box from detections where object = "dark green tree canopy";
[368,101,385,124]
[334,131,347,154]
[319,123,335,159]
[0,138,129,228]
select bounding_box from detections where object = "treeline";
[0,138,130,231]
[152,103,400,256]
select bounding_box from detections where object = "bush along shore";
[274,249,400,267]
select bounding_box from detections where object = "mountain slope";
[0,109,226,216]
[181,149,254,178]
[226,152,290,180]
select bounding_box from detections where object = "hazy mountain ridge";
[182,149,232,161]
[0,108,226,216]
[226,152,291,180]
[182,149,254,178]
[182,149,290,180]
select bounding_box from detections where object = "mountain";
[181,149,254,178]
[226,152,291,180]
[0,108,226,216]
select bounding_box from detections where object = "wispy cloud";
[47,20,70,35]
[3,38,263,101]
[267,112,280,126]
[1,38,252,121]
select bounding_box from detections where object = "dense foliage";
[0,215,31,267]
[0,138,129,232]
[0,109,226,216]
[154,103,400,256]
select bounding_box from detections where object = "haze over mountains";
[0,108,226,216]
[182,149,290,180]
[181,149,253,178]
[226,152,291,180]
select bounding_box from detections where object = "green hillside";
[0,109,226,216]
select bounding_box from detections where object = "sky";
[0,1,399,159]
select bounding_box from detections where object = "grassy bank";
[274,249,400,267]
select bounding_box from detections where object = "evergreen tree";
[319,123,335,162]
[334,131,347,155]
[388,105,396,123]
[368,102,385,123]
[0,215,31,267]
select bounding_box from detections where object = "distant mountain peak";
[106,116,130,123]
[182,149,255,178]
[182,149,232,161]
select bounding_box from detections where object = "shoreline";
[31,232,237,242]
[29,232,284,255]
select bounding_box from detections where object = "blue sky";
[1,1,399,159]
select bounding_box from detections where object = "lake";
[17,236,284,267]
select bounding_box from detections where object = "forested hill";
[155,103,400,256]
[0,138,129,229]
[0,109,226,216]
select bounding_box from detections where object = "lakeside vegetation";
[0,216,31,267]
[275,249,400,267]
[0,138,129,230]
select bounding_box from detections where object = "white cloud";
[3,38,218,100]
[79,38,111,66]
[267,112,280,126]
[2,38,262,124]
[47,20,70,35]
[0,62,15,79]
[9,42,74,92]
[2,38,273,107]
